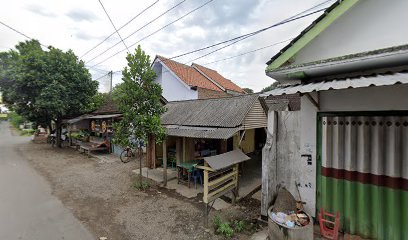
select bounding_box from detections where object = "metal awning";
[87,114,122,119]
[261,72,408,96]
[165,125,241,139]
[204,150,250,171]
[64,114,94,124]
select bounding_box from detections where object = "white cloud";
[0,0,335,92]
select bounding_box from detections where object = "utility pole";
[109,70,113,93]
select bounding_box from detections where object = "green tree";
[0,40,98,146]
[242,88,253,94]
[261,81,280,93]
[84,92,111,113]
[112,45,165,182]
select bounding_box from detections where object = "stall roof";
[88,114,122,119]
[64,114,94,124]
[165,126,241,139]
[261,72,408,97]
[204,150,250,171]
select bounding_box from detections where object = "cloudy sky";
[0,0,335,92]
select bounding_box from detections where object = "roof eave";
[266,0,359,73]
[268,48,408,82]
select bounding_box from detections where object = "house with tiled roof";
[152,56,245,101]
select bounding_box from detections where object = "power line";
[85,0,187,63]
[0,20,48,48]
[98,0,130,52]
[184,7,327,64]
[170,0,333,61]
[91,0,331,69]
[112,38,293,79]
[80,0,159,58]
[202,38,294,65]
[100,8,330,84]
[149,1,333,78]
[89,0,214,68]
[93,72,110,81]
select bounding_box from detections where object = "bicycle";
[120,146,140,163]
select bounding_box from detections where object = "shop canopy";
[87,114,122,119]
[165,126,241,140]
[204,149,250,171]
[64,113,122,124]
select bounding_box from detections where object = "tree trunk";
[56,118,62,148]
[139,146,143,183]
[146,134,156,169]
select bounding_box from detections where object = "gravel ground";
[18,142,262,240]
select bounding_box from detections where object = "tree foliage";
[84,92,111,113]
[260,81,280,93]
[112,45,165,149]
[242,88,254,94]
[0,40,98,129]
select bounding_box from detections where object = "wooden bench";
[79,144,109,157]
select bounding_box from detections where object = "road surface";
[0,121,95,240]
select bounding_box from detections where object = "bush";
[8,111,24,128]
[20,129,35,136]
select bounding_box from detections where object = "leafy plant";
[112,45,166,183]
[217,222,234,239]
[213,215,222,229]
[233,220,245,233]
[133,180,150,191]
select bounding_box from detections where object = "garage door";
[317,115,408,240]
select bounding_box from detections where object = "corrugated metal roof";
[204,150,250,171]
[261,72,408,96]
[88,114,122,119]
[161,94,259,128]
[264,99,289,111]
[165,126,241,139]
[64,114,94,124]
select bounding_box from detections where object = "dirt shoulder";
[18,142,261,240]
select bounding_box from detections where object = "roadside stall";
[195,150,250,226]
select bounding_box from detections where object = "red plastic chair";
[318,208,340,240]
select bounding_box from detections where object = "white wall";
[153,62,198,101]
[298,94,318,215]
[320,84,408,112]
[294,0,408,64]
[263,84,408,217]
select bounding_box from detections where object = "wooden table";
[79,142,108,157]
[176,162,197,188]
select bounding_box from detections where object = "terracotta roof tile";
[157,56,222,92]
[192,63,245,93]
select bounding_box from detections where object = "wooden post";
[182,137,186,163]
[232,164,239,205]
[176,137,182,165]
[163,139,167,186]
[203,165,209,228]
[204,202,209,228]
[203,170,209,203]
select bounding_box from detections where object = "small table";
[176,162,197,188]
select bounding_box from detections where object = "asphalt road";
[0,121,95,240]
